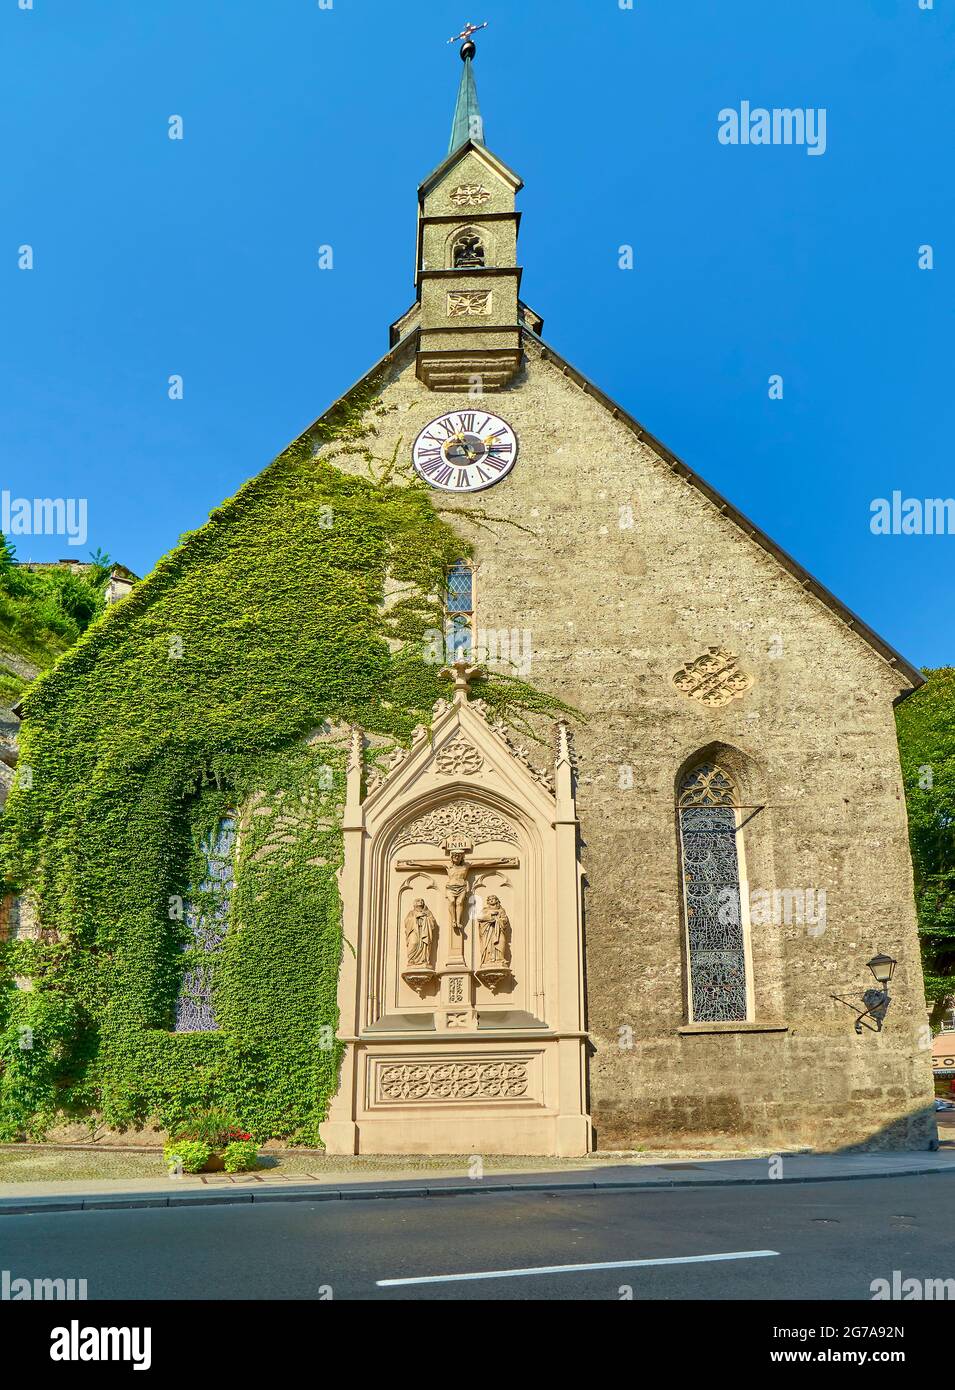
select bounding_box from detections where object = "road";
[0,1175,953,1300]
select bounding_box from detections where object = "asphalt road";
[1,1175,953,1301]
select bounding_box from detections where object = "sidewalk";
[1,1148,953,1215]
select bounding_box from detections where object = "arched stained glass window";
[678,763,747,1022]
[174,816,236,1033]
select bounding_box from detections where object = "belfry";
[410,26,528,392]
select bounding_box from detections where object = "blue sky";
[2,0,952,667]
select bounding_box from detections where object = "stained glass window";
[446,562,473,659]
[678,764,747,1022]
[174,816,236,1033]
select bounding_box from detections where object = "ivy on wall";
[0,381,570,1142]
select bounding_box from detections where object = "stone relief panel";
[448,290,493,318]
[393,801,519,851]
[396,838,519,973]
[375,1059,531,1103]
[386,797,524,1018]
[450,183,492,208]
[672,647,755,708]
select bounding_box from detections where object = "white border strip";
[377,1248,780,1286]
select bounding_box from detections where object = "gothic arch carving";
[674,739,764,808]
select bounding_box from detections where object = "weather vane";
[448,20,489,47]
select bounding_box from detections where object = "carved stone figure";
[396,837,519,965]
[478,895,511,969]
[476,893,514,991]
[403,898,437,969]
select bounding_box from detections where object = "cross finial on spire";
[448,20,488,53]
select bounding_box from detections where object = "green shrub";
[222,1140,260,1172]
[162,1140,212,1174]
[169,1106,242,1149]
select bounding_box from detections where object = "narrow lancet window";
[678,763,747,1022]
[446,561,474,659]
[174,816,236,1033]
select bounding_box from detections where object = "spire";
[447,22,487,155]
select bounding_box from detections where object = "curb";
[0,1163,952,1215]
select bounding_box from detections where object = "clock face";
[411,410,518,492]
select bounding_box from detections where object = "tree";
[896,668,955,1017]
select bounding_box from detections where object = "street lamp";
[867,953,897,987]
[857,953,897,1033]
[831,952,898,1034]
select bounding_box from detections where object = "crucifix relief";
[396,836,518,968]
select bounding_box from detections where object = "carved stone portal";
[324,664,591,1157]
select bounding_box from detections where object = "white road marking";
[377,1248,780,1286]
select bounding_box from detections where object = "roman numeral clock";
[411,411,518,492]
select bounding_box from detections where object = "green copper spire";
[448,24,487,155]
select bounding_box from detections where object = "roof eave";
[418,140,524,203]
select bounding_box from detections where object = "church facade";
[1,38,936,1156]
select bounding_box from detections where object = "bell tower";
[414,24,528,393]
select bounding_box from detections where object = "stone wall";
[322,334,937,1152]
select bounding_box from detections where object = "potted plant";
[163,1108,261,1174]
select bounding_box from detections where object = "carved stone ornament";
[450,183,492,208]
[487,718,555,793]
[377,1060,529,1103]
[393,800,519,851]
[672,647,755,709]
[435,738,484,776]
[448,290,492,318]
[396,840,519,969]
[355,673,559,800]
